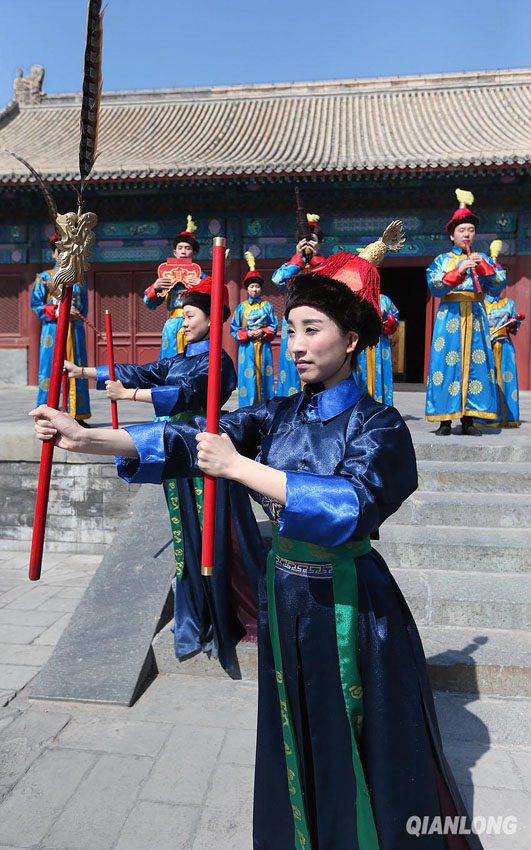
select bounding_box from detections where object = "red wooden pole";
[201,236,226,577]
[29,285,73,581]
[105,309,119,429]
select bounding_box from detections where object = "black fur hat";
[285,273,382,352]
[181,289,230,322]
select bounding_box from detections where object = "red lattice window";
[134,271,167,335]
[0,275,22,335]
[95,272,131,334]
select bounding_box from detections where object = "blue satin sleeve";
[280,404,417,546]
[116,399,280,484]
[151,385,181,417]
[340,405,417,539]
[116,422,167,483]
[279,471,359,546]
[95,365,109,390]
[113,358,172,388]
[271,261,304,289]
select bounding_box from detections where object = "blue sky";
[1,0,529,106]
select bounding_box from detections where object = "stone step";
[388,491,531,528]
[413,439,531,464]
[417,460,531,493]
[391,568,531,630]
[153,623,531,698]
[374,524,531,572]
[420,625,531,699]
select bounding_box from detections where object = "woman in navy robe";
[65,278,263,673]
[33,252,481,850]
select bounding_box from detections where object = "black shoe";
[435,420,452,436]
[77,420,91,428]
[461,416,481,436]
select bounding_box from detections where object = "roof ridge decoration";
[13,65,46,106]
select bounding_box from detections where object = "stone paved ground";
[0,388,530,848]
[1,548,530,849]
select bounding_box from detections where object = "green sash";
[166,411,204,581]
[267,525,380,850]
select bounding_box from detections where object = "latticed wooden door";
[93,265,167,367]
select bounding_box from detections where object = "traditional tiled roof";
[0,68,529,185]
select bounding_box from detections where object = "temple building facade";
[0,66,529,386]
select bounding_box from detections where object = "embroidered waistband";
[442,291,484,303]
[274,554,333,579]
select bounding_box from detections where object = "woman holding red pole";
[63,278,262,672]
[32,241,482,850]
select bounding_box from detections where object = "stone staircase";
[375,436,531,698]
[154,422,531,699]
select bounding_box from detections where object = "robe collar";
[184,338,210,358]
[247,297,262,305]
[296,375,362,422]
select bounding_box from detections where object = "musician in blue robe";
[230,253,278,407]
[355,293,399,405]
[482,291,523,427]
[34,242,483,850]
[425,191,505,435]
[31,234,91,422]
[271,214,324,396]
[65,277,262,672]
[143,216,206,358]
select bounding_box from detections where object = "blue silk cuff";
[152,385,180,417]
[96,365,110,390]
[279,470,359,547]
[115,422,166,484]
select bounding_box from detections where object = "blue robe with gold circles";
[116,377,481,850]
[425,249,505,421]
[230,297,278,407]
[482,294,521,427]
[31,268,91,419]
[355,294,398,405]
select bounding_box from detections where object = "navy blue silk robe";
[116,376,481,850]
[99,340,262,672]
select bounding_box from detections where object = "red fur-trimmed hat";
[309,252,382,316]
[446,189,479,234]
[173,214,200,253]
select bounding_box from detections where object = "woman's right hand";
[64,359,82,379]
[30,405,85,452]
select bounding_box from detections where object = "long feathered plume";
[456,188,474,209]
[1,148,58,227]
[244,250,256,272]
[78,0,106,207]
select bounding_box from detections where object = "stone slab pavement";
[0,549,530,849]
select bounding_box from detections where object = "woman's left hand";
[105,379,128,400]
[195,432,240,478]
